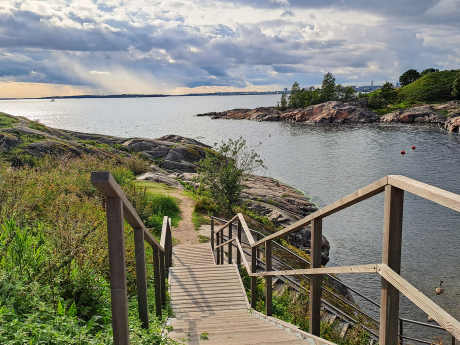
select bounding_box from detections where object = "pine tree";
[321,72,336,102]
[452,73,460,99]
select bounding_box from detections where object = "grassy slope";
[398,69,459,103]
[368,70,459,115]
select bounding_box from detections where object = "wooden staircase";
[167,244,335,344]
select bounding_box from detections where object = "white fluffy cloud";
[0,0,459,95]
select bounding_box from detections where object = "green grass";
[0,154,180,344]
[198,235,210,243]
[0,113,19,128]
[29,120,48,132]
[192,212,210,231]
[398,70,459,103]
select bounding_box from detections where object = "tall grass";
[0,154,180,344]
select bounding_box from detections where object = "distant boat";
[50,95,55,102]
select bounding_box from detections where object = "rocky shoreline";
[197,100,460,132]
[0,111,328,265]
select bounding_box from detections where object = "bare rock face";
[444,116,460,132]
[0,133,22,150]
[293,101,377,123]
[380,105,445,124]
[200,102,376,124]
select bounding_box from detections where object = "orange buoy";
[412,146,416,149]
[401,150,405,154]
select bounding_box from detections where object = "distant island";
[0,91,284,101]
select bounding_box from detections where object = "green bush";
[0,113,18,129]
[193,196,218,215]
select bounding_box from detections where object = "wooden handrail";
[214,176,460,344]
[92,171,163,252]
[251,264,378,277]
[377,264,460,340]
[91,171,172,345]
[252,176,388,247]
[214,214,238,234]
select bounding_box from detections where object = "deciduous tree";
[399,69,420,87]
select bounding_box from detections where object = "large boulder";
[380,105,445,124]
[293,101,377,123]
[0,133,22,151]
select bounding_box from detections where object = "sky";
[0,0,459,97]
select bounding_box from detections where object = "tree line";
[278,68,460,111]
[276,72,358,110]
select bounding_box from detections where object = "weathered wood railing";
[91,172,172,345]
[213,175,460,345]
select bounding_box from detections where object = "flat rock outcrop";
[380,105,446,124]
[198,101,377,124]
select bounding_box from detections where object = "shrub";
[194,196,218,215]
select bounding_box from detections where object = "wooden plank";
[377,264,460,340]
[133,227,149,329]
[238,213,255,245]
[105,197,130,345]
[250,264,378,277]
[252,176,388,247]
[388,175,460,213]
[211,218,215,251]
[214,214,238,234]
[379,185,404,345]
[92,172,163,251]
[266,239,273,316]
[216,231,221,264]
[309,217,322,337]
[167,218,172,268]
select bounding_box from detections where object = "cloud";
[281,10,295,17]
[89,70,110,74]
[1,0,459,96]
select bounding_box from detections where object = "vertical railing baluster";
[153,246,162,317]
[237,219,242,266]
[256,233,260,260]
[106,197,130,345]
[265,240,272,316]
[216,230,221,265]
[159,250,166,305]
[309,217,323,337]
[399,318,403,344]
[251,245,257,309]
[133,227,149,329]
[211,218,215,252]
[228,222,233,264]
[167,218,172,268]
[380,185,404,345]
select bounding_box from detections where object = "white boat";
[50,95,55,102]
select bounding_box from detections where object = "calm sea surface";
[2,96,459,341]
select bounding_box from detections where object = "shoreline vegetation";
[197,69,460,132]
[2,111,380,344]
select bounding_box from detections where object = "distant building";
[371,81,373,87]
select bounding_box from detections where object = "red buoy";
[412,146,416,149]
[401,150,406,154]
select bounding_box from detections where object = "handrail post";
[159,250,166,305]
[309,217,322,337]
[216,230,220,265]
[211,218,215,252]
[237,219,242,266]
[256,233,260,260]
[251,245,257,309]
[265,239,273,316]
[399,318,403,344]
[167,218,172,268]
[228,222,233,264]
[380,185,404,345]
[153,246,162,317]
[106,197,130,345]
[220,231,224,264]
[133,227,149,329]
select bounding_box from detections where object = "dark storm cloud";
[1,0,459,92]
